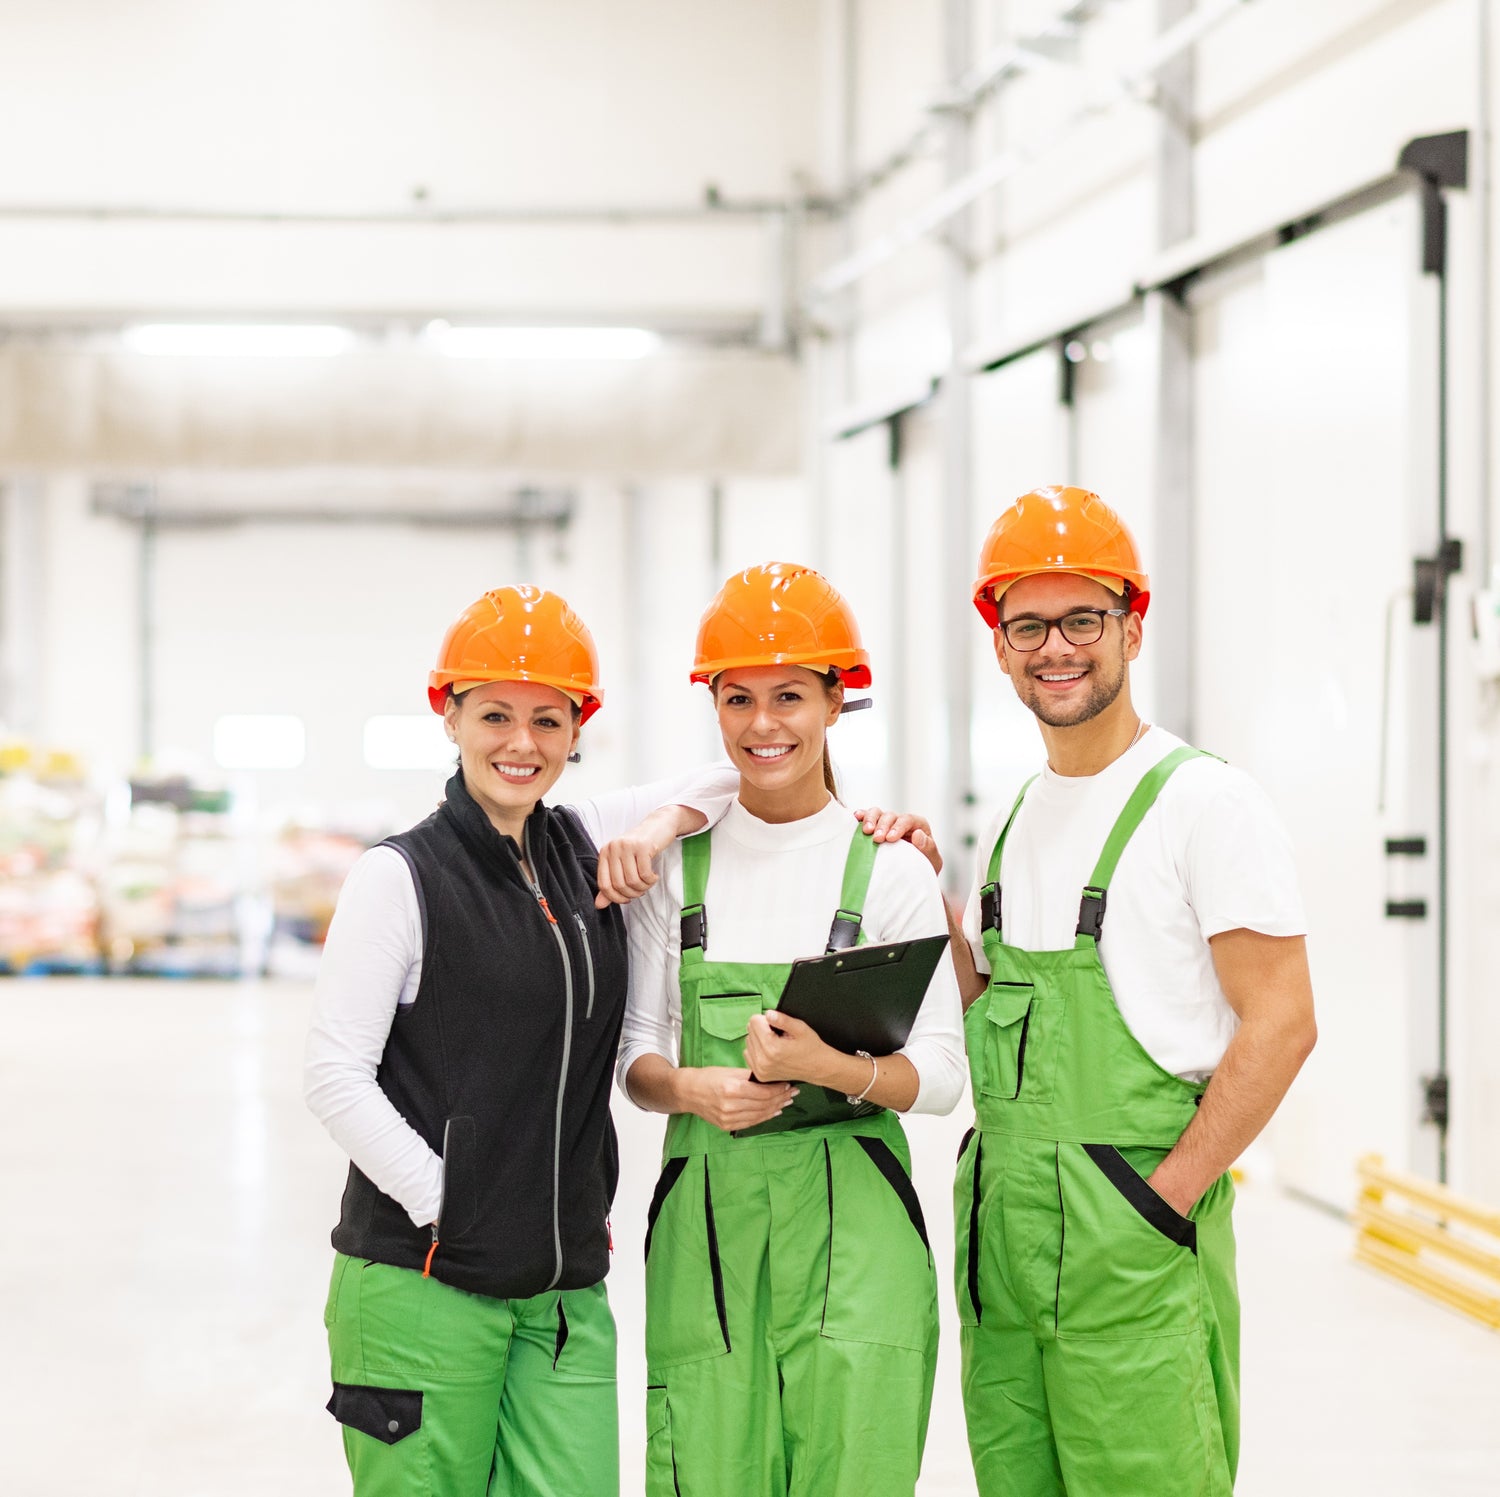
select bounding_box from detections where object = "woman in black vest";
[306,584,731,1497]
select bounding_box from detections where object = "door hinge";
[1420,1073,1450,1131]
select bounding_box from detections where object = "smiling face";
[713,664,842,823]
[443,679,581,837]
[994,572,1141,728]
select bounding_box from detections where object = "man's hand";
[852,805,942,876]
[594,804,709,908]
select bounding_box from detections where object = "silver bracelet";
[846,1049,878,1106]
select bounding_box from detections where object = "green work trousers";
[324,1253,618,1497]
[644,1131,938,1497]
[957,1134,1238,1496]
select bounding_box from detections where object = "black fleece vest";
[330,771,627,1299]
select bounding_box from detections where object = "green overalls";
[956,748,1239,1497]
[643,827,939,1497]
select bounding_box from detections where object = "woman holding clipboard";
[618,562,966,1497]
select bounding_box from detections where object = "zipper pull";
[423,1225,440,1278]
[536,893,559,925]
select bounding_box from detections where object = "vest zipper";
[572,911,596,1019]
[523,821,573,1292]
[425,1118,452,1277]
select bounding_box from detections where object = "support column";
[1147,0,1197,741]
[940,0,976,882]
[0,479,46,739]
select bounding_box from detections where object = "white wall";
[0,0,824,319]
[813,0,1500,1206]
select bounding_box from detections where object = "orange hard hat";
[691,562,873,688]
[428,584,603,721]
[972,485,1150,626]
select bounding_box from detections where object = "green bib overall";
[955,748,1239,1497]
[643,827,939,1497]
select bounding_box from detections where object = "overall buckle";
[826,909,862,952]
[1076,886,1107,940]
[980,883,1002,934]
[680,905,708,951]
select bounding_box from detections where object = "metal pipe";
[842,0,1107,204]
[0,197,835,227]
[809,0,1253,300]
[1437,252,1451,1184]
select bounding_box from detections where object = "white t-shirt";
[962,727,1306,1081]
[620,795,968,1115]
[304,768,738,1228]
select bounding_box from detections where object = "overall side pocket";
[644,1157,733,1369]
[1056,1142,1198,1340]
[952,1129,983,1328]
[821,1136,937,1354]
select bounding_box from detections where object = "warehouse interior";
[2,1,1499,1493]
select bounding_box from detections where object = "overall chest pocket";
[969,981,1064,1105]
[689,992,765,1069]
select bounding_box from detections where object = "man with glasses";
[947,485,1317,1496]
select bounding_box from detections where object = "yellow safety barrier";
[1354,1154,1500,1330]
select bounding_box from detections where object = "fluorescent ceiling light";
[213,714,306,770]
[363,715,455,771]
[422,321,662,360]
[122,323,356,357]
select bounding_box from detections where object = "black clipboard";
[734,933,950,1138]
[778,933,950,1054]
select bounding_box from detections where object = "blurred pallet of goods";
[101,775,248,977]
[265,826,369,979]
[0,743,105,975]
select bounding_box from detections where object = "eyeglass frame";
[997,606,1130,652]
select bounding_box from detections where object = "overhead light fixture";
[422,321,662,360]
[121,323,357,357]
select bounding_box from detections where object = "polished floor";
[2,979,1496,1495]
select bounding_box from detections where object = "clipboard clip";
[839,697,873,714]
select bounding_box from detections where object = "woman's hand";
[678,1066,798,1131]
[745,1012,838,1087]
[852,806,943,876]
[595,804,709,908]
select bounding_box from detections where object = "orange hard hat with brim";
[428,584,604,721]
[972,485,1150,627]
[692,562,873,688]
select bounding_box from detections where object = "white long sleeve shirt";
[619,795,968,1116]
[304,768,738,1228]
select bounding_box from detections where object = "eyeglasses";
[999,607,1129,652]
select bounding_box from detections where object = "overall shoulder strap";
[679,831,711,964]
[826,825,880,952]
[979,775,1037,938]
[1074,746,1205,948]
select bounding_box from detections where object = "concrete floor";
[2,978,1496,1495]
